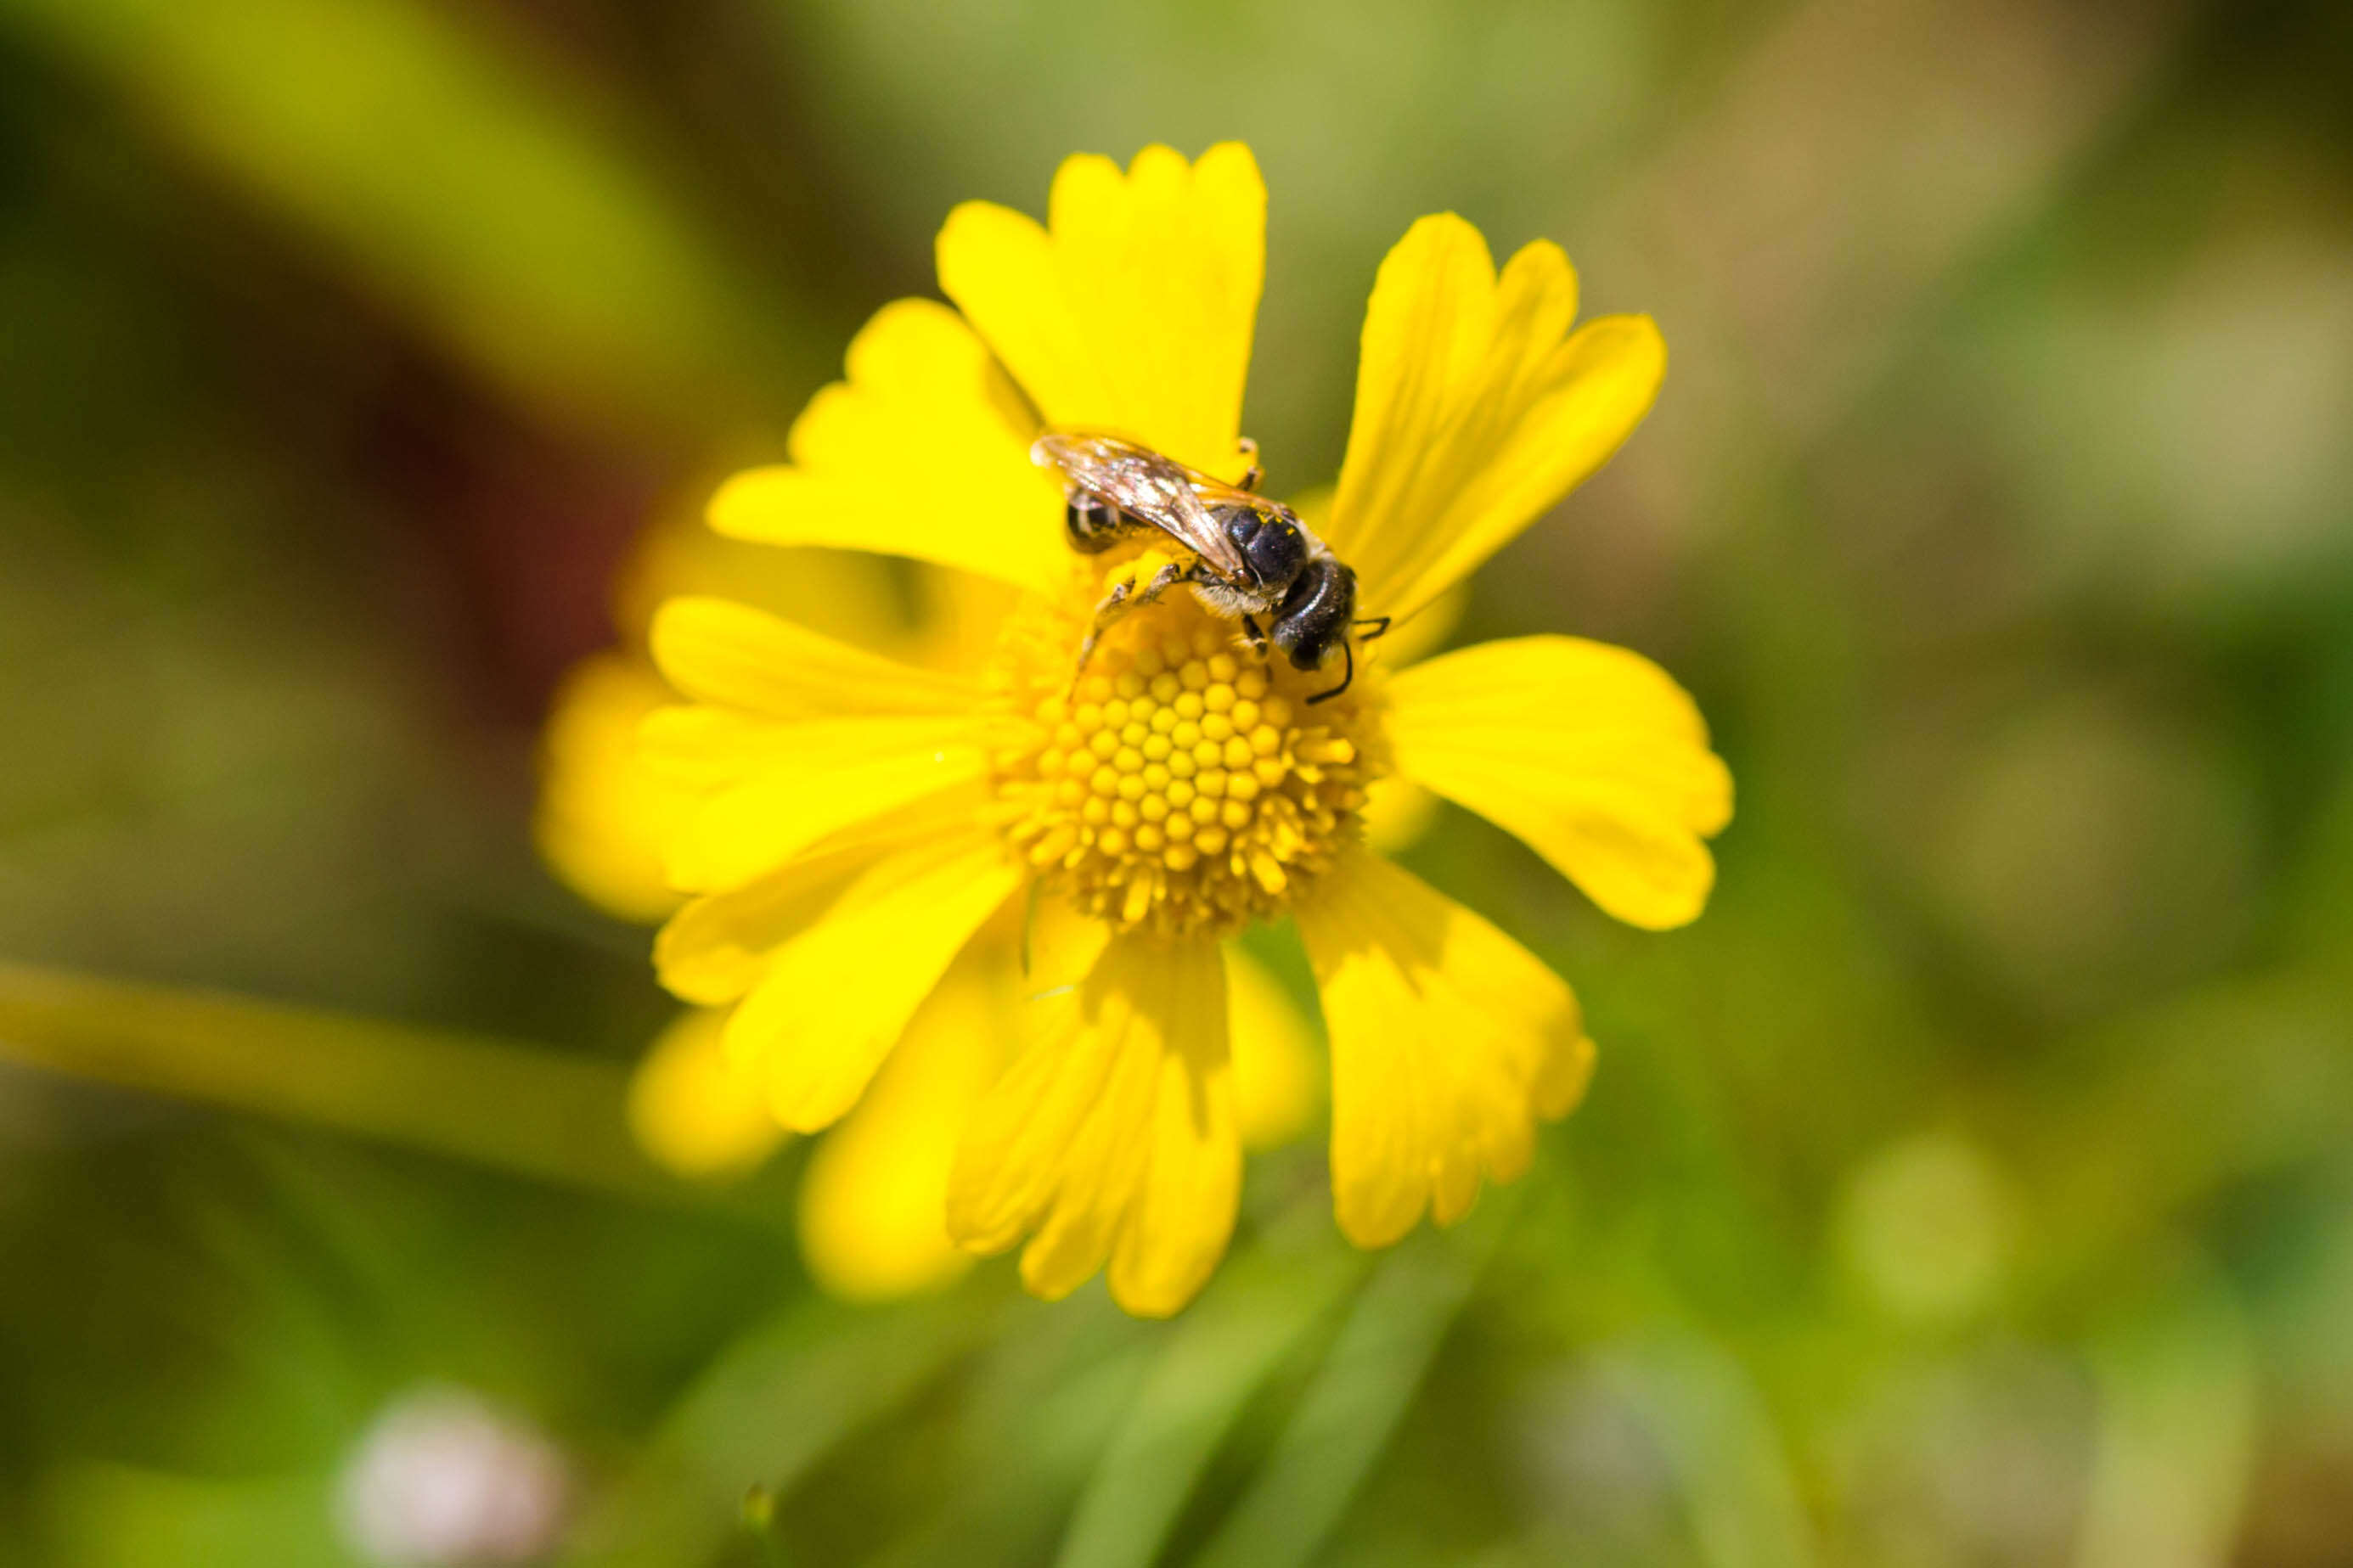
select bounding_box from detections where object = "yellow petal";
[625,1009,787,1181]
[1022,885,1114,995]
[946,934,1238,1318]
[1225,946,1321,1149]
[652,795,975,1005]
[1325,215,1665,621]
[1294,851,1592,1249]
[1369,582,1471,674]
[1358,776,1442,857]
[797,962,1012,1301]
[650,598,982,721]
[616,517,916,665]
[533,654,694,923]
[937,143,1264,480]
[910,565,1024,673]
[708,299,1066,592]
[725,831,1020,1132]
[1387,636,1731,930]
[640,710,991,894]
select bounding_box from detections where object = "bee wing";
[1032,433,1249,579]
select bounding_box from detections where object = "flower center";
[988,559,1380,939]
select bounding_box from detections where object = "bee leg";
[1073,558,1185,677]
[1238,614,1270,660]
[1352,615,1393,642]
[1132,558,1186,608]
[1235,437,1262,493]
[1074,579,1137,674]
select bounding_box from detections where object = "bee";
[1032,432,1389,703]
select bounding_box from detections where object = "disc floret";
[989,565,1378,939]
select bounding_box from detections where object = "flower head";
[638,143,1729,1315]
[538,492,1320,1302]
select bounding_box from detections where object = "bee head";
[1268,558,1357,672]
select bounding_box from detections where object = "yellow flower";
[642,143,1729,1316]
[538,504,1324,1300]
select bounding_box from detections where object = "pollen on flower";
[988,560,1382,939]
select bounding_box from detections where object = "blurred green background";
[3,0,2351,1563]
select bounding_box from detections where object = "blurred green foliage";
[2,0,2350,1564]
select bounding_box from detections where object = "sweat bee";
[1031,432,1390,702]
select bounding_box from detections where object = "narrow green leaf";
[0,960,662,1193]
[1608,1334,1819,1568]
[1193,1210,1508,1568]
[866,1294,1162,1568]
[1054,1245,1365,1568]
[566,1291,994,1568]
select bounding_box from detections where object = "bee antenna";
[1307,640,1354,704]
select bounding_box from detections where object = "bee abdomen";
[1063,494,1125,553]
